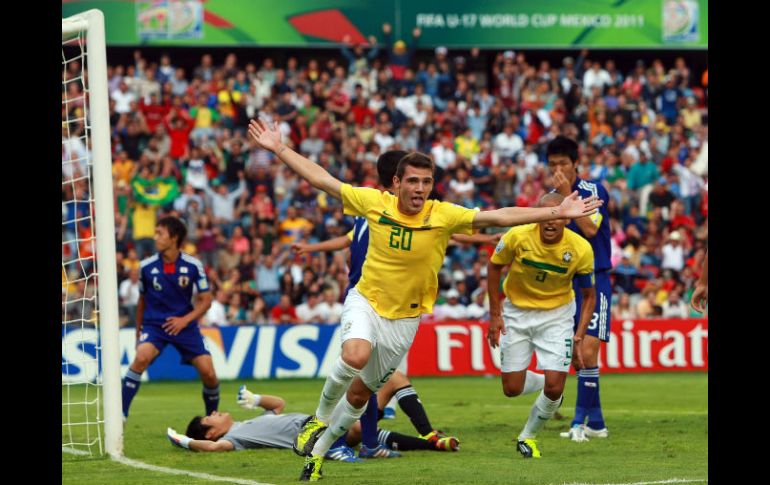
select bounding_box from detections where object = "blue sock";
[360,393,380,448]
[571,368,593,427]
[330,434,348,449]
[202,384,220,415]
[583,367,606,429]
[121,368,142,418]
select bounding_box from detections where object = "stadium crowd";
[62,27,708,327]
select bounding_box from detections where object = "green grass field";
[63,373,707,485]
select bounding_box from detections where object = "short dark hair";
[157,216,187,249]
[377,150,408,189]
[395,152,434,180]
[546,135,579,164]
[186,416,210,440]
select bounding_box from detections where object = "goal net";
[62,9,123,458]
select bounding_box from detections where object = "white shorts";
[499,299,576,373]
[340,288,420,391]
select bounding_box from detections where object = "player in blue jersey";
[547,136,611,441]
[121,216,218,419]
[291,150,465,459]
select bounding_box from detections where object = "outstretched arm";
[690,250,708,313]
[552,171,600,238]
[451,233,502,245]
[167,428,234,452]
[189,438,235,452]
[292,236,352,255]
[238,385,286,414]
[472,191,601,229]
[248,119,342,199]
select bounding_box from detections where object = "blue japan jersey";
[567,178,611,272]
[345,217,369,297]
[139,252,210,326]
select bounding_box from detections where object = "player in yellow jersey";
[247,119,602,481]
[486,192,596,459]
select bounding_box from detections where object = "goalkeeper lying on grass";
[167,386,458,462]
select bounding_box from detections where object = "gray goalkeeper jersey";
[220,412,309,450]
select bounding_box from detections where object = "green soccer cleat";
[516,438,541,458]
[435,435,460,451]
[294,416,328,457]
[299,455,324,482]
[420,429,446,443]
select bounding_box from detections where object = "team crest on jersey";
[180,266,189,274]
[562,252,572,262]
[178,276,190,288]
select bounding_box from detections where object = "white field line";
[62,447,277,485]
[559,479,707,485]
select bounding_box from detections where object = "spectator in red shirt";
[350,94,375,127]
[270,293,298,324]
[164,107,194,160]
[140,93,171,133]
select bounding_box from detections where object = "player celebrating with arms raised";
[247,119,602,481]
[487,192,596,458]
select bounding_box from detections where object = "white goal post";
[62,9,123,458]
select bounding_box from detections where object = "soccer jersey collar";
[571,177,583,192]
[386,192,433,224]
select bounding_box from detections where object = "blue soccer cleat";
[325,445,364,462]
[359,444,401,458]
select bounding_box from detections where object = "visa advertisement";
[62,318,708,383]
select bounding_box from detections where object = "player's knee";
[341,349,369,369]
[347,387,371,408]
[502,381,524,397]
[131,355,152,372]
[543,383,564,401]
[200,370,218,387]
[389,370,410,388]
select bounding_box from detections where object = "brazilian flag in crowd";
[132,176,180,206]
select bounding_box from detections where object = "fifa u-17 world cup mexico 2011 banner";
[62,0,707,49]
[62,318,707,383]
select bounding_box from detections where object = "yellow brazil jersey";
[341,183,477,319]
[279,218,313,245]
[491,224,594,310]
[131,203,157,239]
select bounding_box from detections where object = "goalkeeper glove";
[237,385,262,409]
[167,427,192,449]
